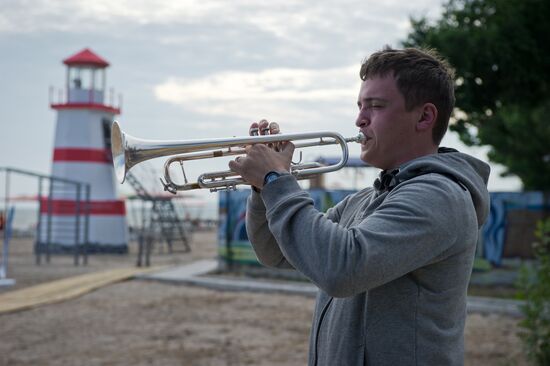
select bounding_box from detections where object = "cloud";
[153,66,360,126]
[0,0,443,41]
[0,0,221,33]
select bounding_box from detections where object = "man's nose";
[355,110,369,127]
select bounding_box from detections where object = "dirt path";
[0,233,528,365]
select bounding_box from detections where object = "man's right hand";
[229,119,294,192]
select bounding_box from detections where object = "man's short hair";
[360,46,456,145]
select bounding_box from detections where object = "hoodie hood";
[376,148,491,227]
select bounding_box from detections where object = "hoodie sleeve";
[245,183,352,269]
[246,189,292,268]
[260,173,477,298]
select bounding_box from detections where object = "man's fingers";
[281,141,295,155]
[249,122,259,136]
[269,122,280,134]
[228,160,238,172]
[228,156,244,172]
[258,119,270,135]
[252,119,283,150]
[253,119,281,135]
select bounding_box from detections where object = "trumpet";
[111,121,365,193]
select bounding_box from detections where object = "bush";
[517,217,550,365]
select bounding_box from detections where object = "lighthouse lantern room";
[45,48,128,253]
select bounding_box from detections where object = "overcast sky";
[0,0,522,201]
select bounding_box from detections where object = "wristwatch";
[263,171,282,186]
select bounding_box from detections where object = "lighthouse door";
[102,118,113,162]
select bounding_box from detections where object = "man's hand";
[229,119,294,189]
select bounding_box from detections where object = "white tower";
[46,48,128,253]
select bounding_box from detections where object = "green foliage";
[517,218,550,365]
[472,257,491,272]
[403,0,550,190]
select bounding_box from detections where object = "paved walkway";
[0,266,165,314]
[139,260,525,318]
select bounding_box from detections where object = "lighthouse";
[46,48,128,253]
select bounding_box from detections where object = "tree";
[403,0,550,190]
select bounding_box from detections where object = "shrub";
[517,217,550,365]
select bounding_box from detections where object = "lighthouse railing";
[49,85,122,112]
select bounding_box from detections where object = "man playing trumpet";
[229,46,490,366]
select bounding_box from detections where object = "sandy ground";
[0,232,528,366]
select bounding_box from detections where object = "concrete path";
[139,259,525,318]
[0,266,165,314]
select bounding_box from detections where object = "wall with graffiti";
[218,189,354,266]
[482,192,549,266]
[219,189,549,267]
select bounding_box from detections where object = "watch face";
[264,171,281,186]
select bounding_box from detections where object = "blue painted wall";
[219,189,549,267]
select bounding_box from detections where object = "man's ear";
[416,103,437,132]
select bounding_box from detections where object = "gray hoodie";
[246,149,490,366]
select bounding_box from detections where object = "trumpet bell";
[111,121,127,184]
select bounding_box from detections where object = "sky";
[0,0,522,204]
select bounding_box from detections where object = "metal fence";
[1,167,91,266]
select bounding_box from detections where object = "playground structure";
[1,48,195,276]
[124,169,192,267]
[1,164,195,273]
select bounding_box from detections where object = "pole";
[1,169,9,268]
[1,170,10,280]
[4,168,9,217]
[83,184,90,265]
[74,184,81,266]
[225,190,233,269]
[0,207,16,286]
[35,177,43,265]
[46,179,53,263]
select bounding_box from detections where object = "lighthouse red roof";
[63,48,110,68]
